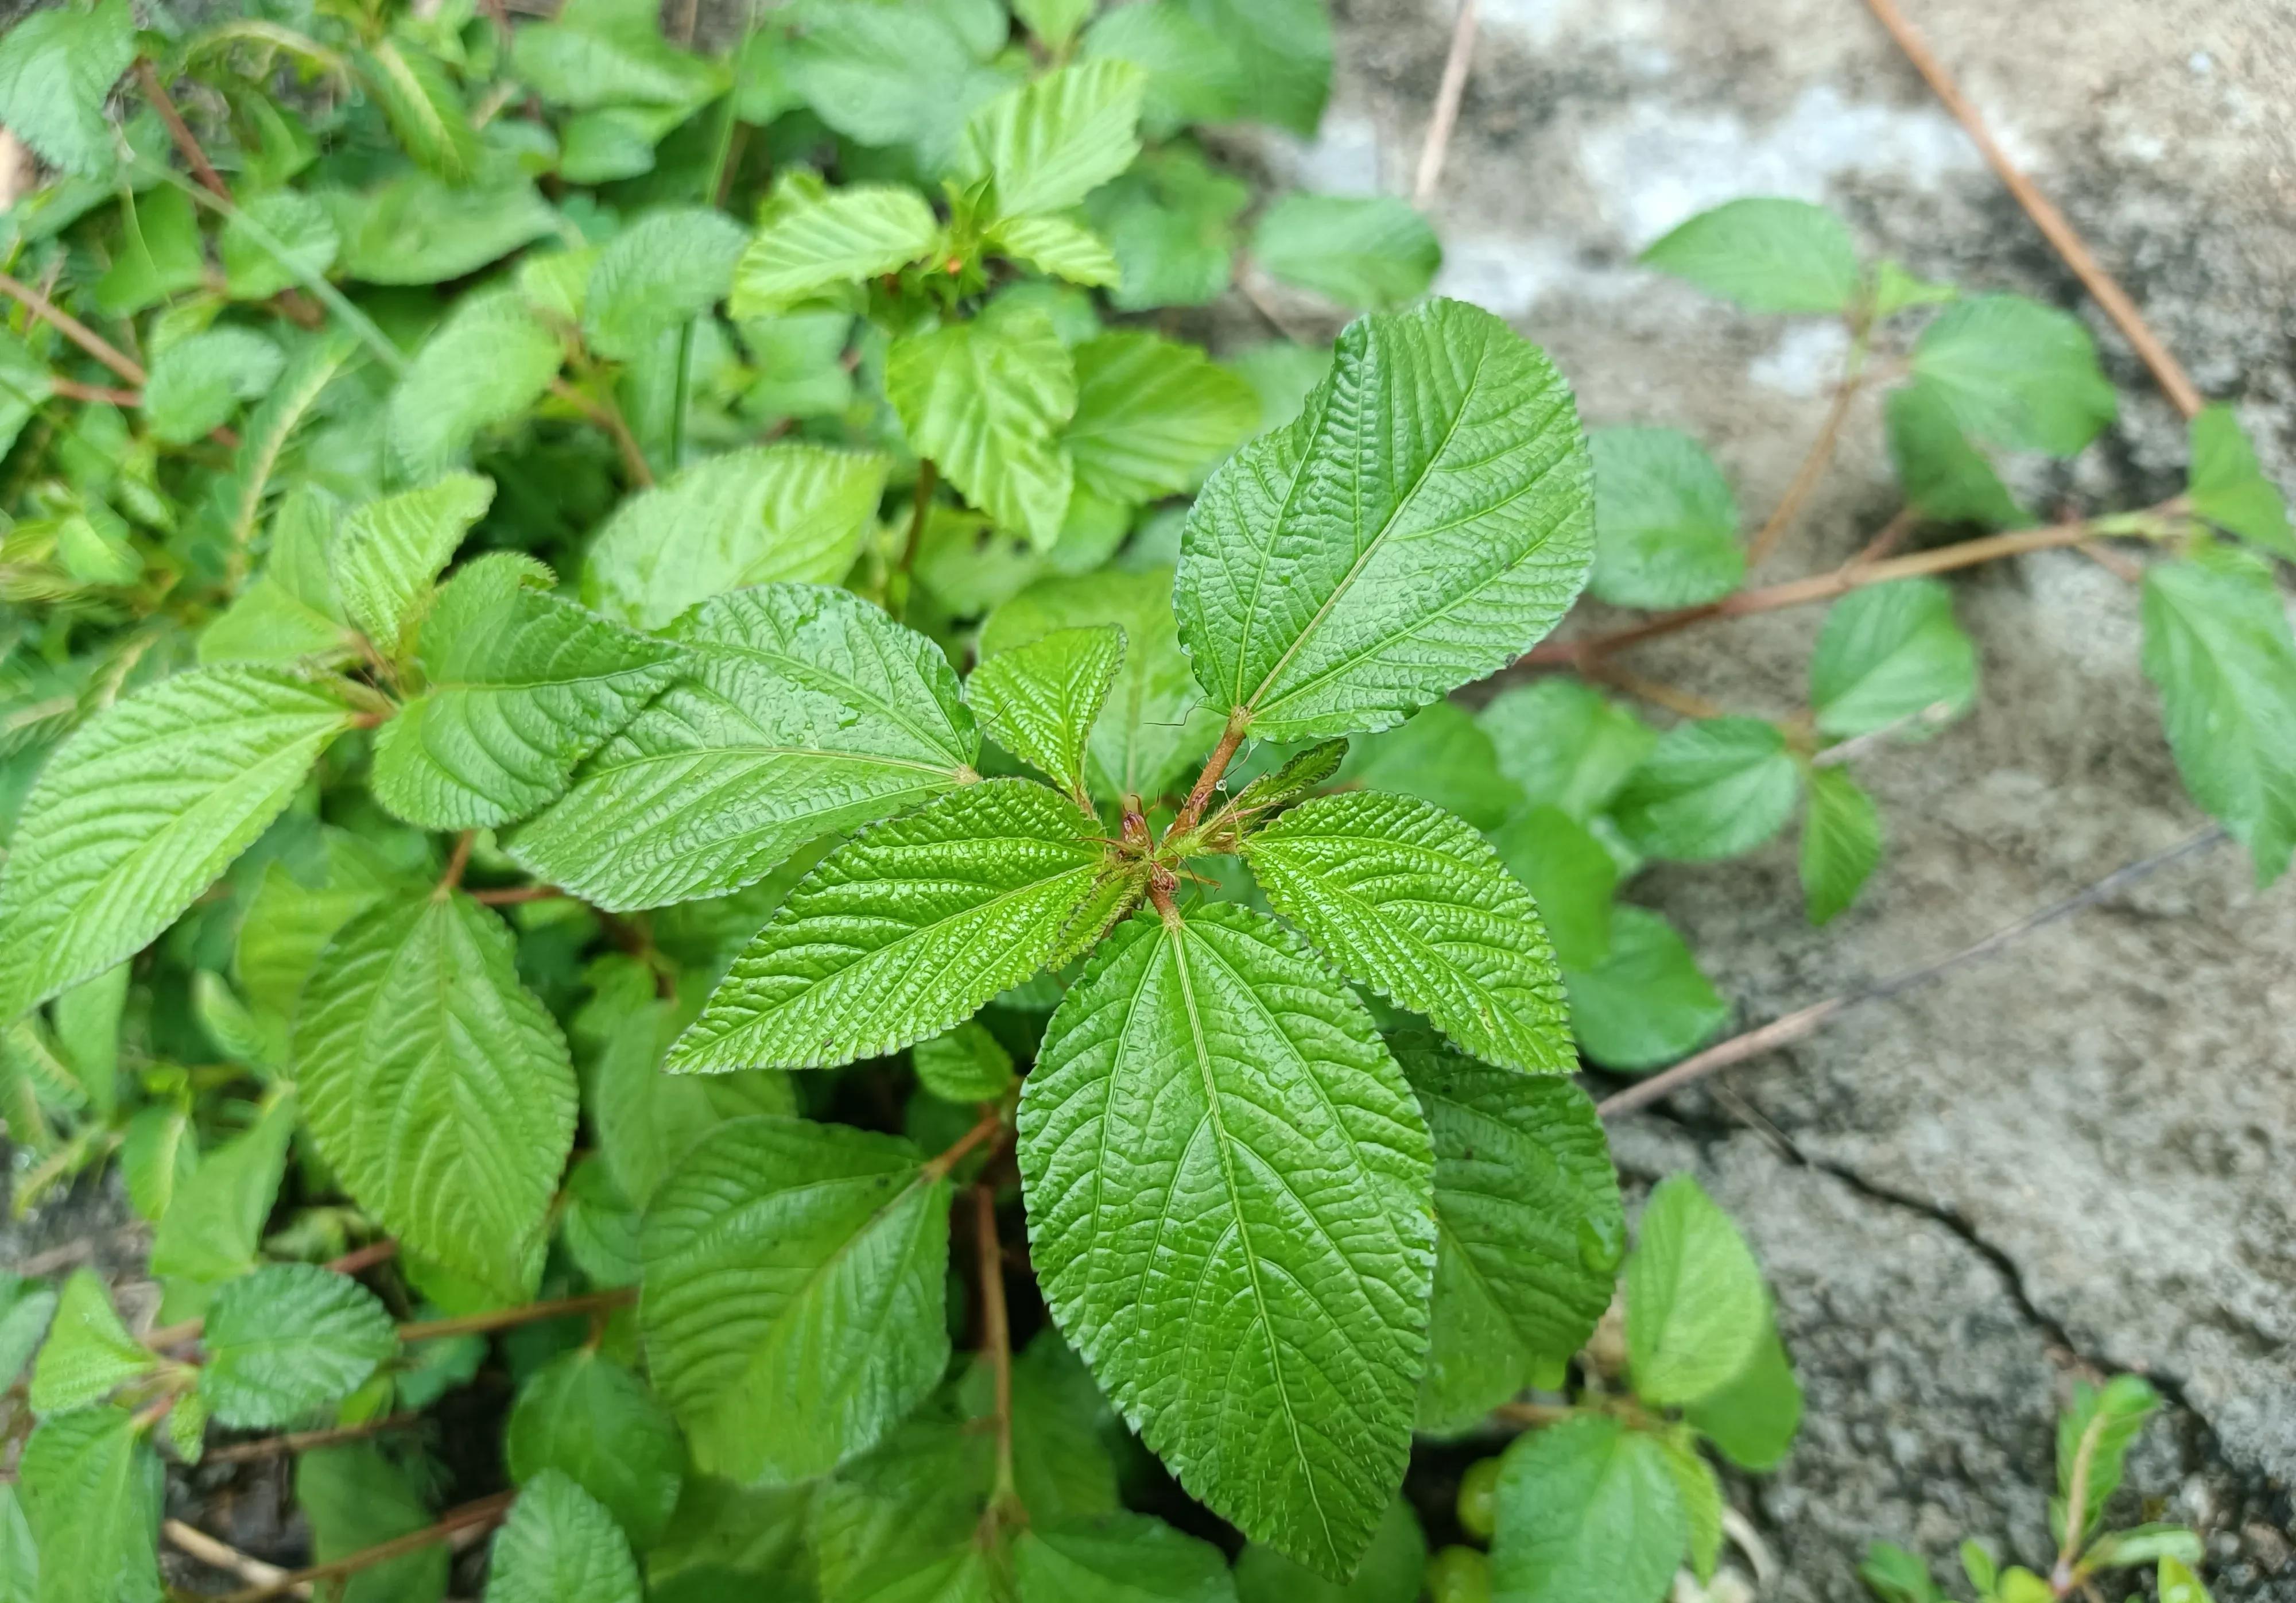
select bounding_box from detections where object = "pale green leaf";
[1810,578,1977,737]
[1336,699,1523,831]
[1252,195,1441,311]
[1014,0,1095,47]
[29,1270,156,1415]
[728,181,938,317]
[983,567,1217,804]
[1397,1040,1623,1434]
[1639,198,1860,315]
[1491,1414,1685,1603]
[297,892,579,1298]
[783,0,1017,168]
[165,1387,206,1465]
[1064,331,1259,505]
[94,187,203,316]
[235,829,403,1022]
[1886,379,2028,528]
[1174,0,1327,136]
[215,338,361,569]
[739,310,856,419]
[2055,1374,2158,1544]
[328,172,560,286]
[510,0,722,109]
[387,289,565,479]
[1084,145,1247,312]
[1231,1497,1425,1603]
[1224,738,1346,826]
[584,207,750,362]
[50,965,123,1116]
[960,59,1146,219]
[0,668,351,1020]
[669,780,1124,1071]
[1487,803,1618,971]
[582,445,890,630]
[1017,1513,1239,1603]
[988,214,1122,288]
[912,1019,1015,1103]
[219,191,340,301]
[1478,680,1654,822]
[1801,765,1881,926]
[198,1264,397,1428]
[298,1445,444,1603]
[371,556,683,830]
[968,624,1123,798]
[0,1276,60,1391]
[331,472,497,652]
[487,1472,642,1603]
[1246,791,1572,1072]
[1626,1174,1770,1408]
[507,1350,684,1546]
[1017,901,1436,1577]
[590,989,793,1209]
[1588,427,1744,609]
[1910,294,2117,456]
[18,1408,163,1603]
[1860,1541,1948,1603]
[1176,299,1593,742]
[2078,1527,2203,1570]
[0,1484,33,1603]
[1562,906,1727,1072]
[510,584,979,911]
[887,311,1078,549]
[148,1093,298,1287]
[1685,1322,1802,1472]
[358,40,480,184]
[2140,557,2296,884]
[1081,3,1246,136]
[1871,258,1956,319]
[1612,717,1798,862]
[0,0,133,175]
[199,488,356,667]
[142,329,285,447]
[1653,1432,1724,1582]
[2158,1555,2216,1603]
[641,1114,952,1484]
[2188,404,2293,560]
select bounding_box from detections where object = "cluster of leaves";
[1862,1374,2216,1603]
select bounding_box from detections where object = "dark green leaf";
[18,1407,164,1603]
[1487,804,1618,971]
[1017,1513,1240,1603]
[584,208,750,362]
[968,624,1124,799]
[199,1264,397,1428]
[1173,0,1328,136]
[1885,380,2028,528]
[1065,331,1259,504]
[298,1444,445,1603]
[1490,1414,1685,1603]
[1478,680,1654,822]
[507,1349,685,1547]
[1231,1497,1425,1603]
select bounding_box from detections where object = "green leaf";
[969,624,1123,799]
[1859,1542,1947,1603]
[1625,1174,1770,1408]
[988,214,1122,288]
[1885,380,2028,529]
[1084,145,1247,312]
[583,446,890,632]
[201,498,356,668]
[1231,1497,1425,1603]
[1397,1040,1623,1434]
[507,1349,684,1547]
[1910,294,2117,455]
[2188,404,2293,559]
[142,328,286,447]
[236,829,403,1023]
[1174,0,1328,136]
[95,187,203,316]
[1225,738,1347,826]
[371,557,683,830]
[0,1275,60,1391]
[2141,557,2296,884]
[1252,195,1441,312]
[1017,1513,1240,1603]
[1588,427,1744,609]
[1871,259,1956,319]
[1064,331,1259,505]
[641,1114,952,1484]
[0,667,352,1021]
[387,289,565,479]
[1014,0,1095,49]
[584,207,750,363]
[1801,765,1882,925]
[1491,1414,1685,1603]
[1810,578,1977,738]
[1684,1321,1802,1470]
[1082,3,1247,137]
[1018,901,1436,1577]
[887,311,1078,549]
[960,58,1146,219]
[358,39,480,184]
[912,1019,1015,1103]
[1177,300,1593,742]
[0,0,130,175]
[590,990,793,1209]
[670,780,1124,1071]
[2076,1524,2203,1571]
[2056,1374,2158,1544]
[298,1444,445,1603]
[332,473,497,653]
[1653,1431,1723,1582]
[18,1407,164,1603]
[29,1270,157,1415]
[1639,198,1860,315]
[972,1329,1124,1523]
[297,892,579,1298]
[0,1485,32,1603]
[1487,804,1618,971]
[783,0,1017,168]
[983,567,1216,803]
[487,1472,642,1603]
[1960,1538,2000,1595]
[215,338,360,570]
[148,1093,298,1287]
[51,965,123,1117]
[510,584,978,911]
[739,309,855,419]
[197,1264,397,1428]
[1478,680,1655,822]
[1246,791,1573,1072]
[328,172,560,286]
[510,0,722,109]
[1340,699,1526,833]
[1612,717,1798,862]
[2158,1555,2217,1603]
[728,180,938,317]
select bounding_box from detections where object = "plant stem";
[668,322,693,468]
[469,885,567,906]
[49,378,141,406]
[1745,340,1865,569]
[1860,0,2202,418]
[214,1491,516,1603]
[133,60,231,201]
[550,378,654,487]
[923,1108,1003,1183]
[322,1238,400,1275]
[887,458,938,618]
[1580,660,1726,722]
[972,1186,1019,1513]
[0,269,146,385]
[396,1287,636,1345]
[1174,708,1252,834]
[436,831,475,897]
[201,1411,423,1467]
[1411,0,1480,208]
[161,1521,308,1598]
[2054,1410,2110,1583]
[1492,1400,1571,1428]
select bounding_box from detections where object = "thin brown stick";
[321,1238,399,1276]
[1859,0,2202,418]
[1582,661,1727,722]
[163,1521,311,1598]
[435,831,475,897]
[1746,367,1863,568]
[468,885,567,906]
[2076,540,2143,584]
[200,1412,422,1467]
[550,378,654,487]
[1845,506,1921,568]
[49,377,141,406]
[0,269,147,385]
[214,1492,516,1603]
[1492,1400,1572,1428]
[972,1186,1019,1512]
[924,1108,1004,1184]
[396,1288,635,1345]
[1596,824,2228,1118]
[1412,0,1480,208]
[134,60,231,202]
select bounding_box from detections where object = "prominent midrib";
[696,639,968,768]
[1161,919,1336,1561]
[569,742,967,786]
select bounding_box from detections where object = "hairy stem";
[435,831,476,897]
[133,60,231,201]
[1174,708,1252,834]
[214,1491,516,1603]
[923,1108,1004,1183]
[396,1287,636,1345]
